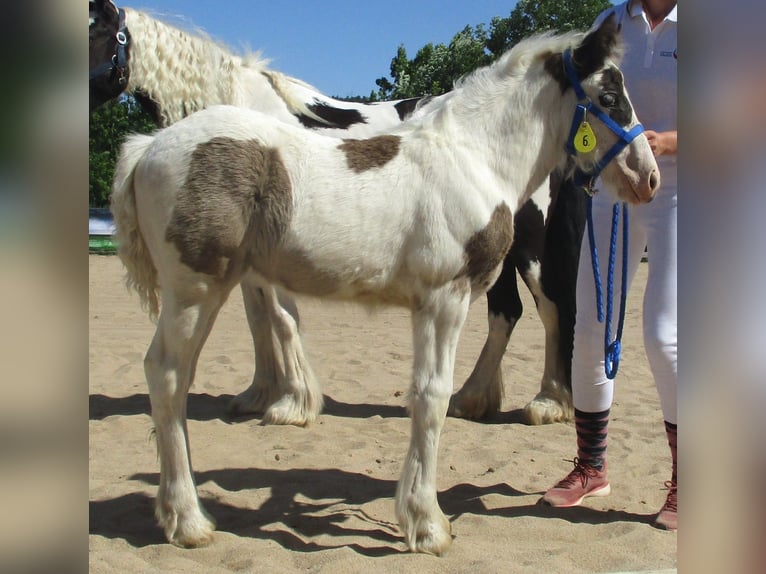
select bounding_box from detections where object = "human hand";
[644,130,677,157]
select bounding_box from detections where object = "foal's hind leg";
[397,283,470,555]
[230,276,322,426]
[229,277,283,415]
[257,283,322,426]
[146,282,227,547]
[448,259,517,420]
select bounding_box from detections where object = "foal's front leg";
[146,287,224,547]
[396,283,470,555]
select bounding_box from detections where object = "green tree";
[376,25,490,100]
[89,97,156,207]
[487,0,612,58]
[375,0,612,100]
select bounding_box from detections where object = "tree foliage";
[375,25,490,100]
[89,97,156,207]
[487,0,613,58]
[376,0,612,100]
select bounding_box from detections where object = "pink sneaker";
[542,458,611,507]
[654,480,677,530]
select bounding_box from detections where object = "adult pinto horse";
[90,0,585,426]
[110,16,659,553]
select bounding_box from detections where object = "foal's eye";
[599,93,617,107]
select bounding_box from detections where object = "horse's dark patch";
[571,12,619,80]
[462,202,514,289]
[297,100,367,130]
[394,97,428,121]
[509,197,546,267]
[338,135,402,173]
[598,67,631,126]
[538,173,588,388]
[167,137,293,279]
[267,249,346,297]
[544,12,619,93]
[544,52,567,93]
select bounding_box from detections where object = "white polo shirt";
[595,1,677,184]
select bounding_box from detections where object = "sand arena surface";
[89,254,676,573]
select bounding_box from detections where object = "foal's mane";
[411,27,623,134]
[125,9,271,125]
[456,30,585,95]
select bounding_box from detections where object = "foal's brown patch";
[338,135,402,172]
[462,203,514,288]
[166,137,293,279]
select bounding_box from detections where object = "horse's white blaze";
[528,183,551,220]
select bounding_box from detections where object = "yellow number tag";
[574,121,597,153]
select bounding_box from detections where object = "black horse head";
[90,0,130,111]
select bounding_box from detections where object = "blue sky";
[129,1,523,97]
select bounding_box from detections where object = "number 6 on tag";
[574,121,597,153]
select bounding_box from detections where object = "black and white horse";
[110,16,659,552]
[90,0,583,424]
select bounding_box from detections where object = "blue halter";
[563,49,642,380]
[563,49,645,187]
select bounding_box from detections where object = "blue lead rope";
[586,197,629,379]
[563,48,639,381]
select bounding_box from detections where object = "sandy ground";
[89,254,676,573]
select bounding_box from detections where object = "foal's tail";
[110,133,161,320]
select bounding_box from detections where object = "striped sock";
[665,420,677,484]
[575,408,610,471]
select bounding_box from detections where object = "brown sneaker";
[542,457,611,507]
[654,480,677,530]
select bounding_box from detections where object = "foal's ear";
[571,12,620,80]
[544,12,621,93]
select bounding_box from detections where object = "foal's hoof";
[403,512,453,556]
[261,395,318,427]
[523,395,573,425]
[172,525,215,549]
[158,507,217,548]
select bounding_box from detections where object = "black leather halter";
[89,8,130,86]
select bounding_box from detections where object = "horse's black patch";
[539,172,588,387]
[598,67,631,126]
[545,12,620,93]
[298,100,367,130]
[394,97,428,121]
[509,198,546,266]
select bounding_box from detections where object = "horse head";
[89,0,130,111]
[548,13,660,204]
